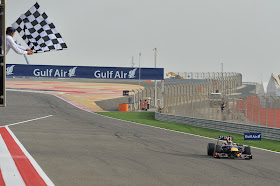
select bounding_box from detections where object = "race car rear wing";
[218,136,234,140]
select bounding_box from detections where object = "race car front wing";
[214,152,252,159]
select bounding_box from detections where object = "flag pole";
[154,48,157,107]
[24,55,30,64]
[138,53,141,110]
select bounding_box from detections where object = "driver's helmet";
[226,137,233,145]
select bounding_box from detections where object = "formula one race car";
[207,136,252,160]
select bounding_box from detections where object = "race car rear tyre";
[207,143,215,156]
[244,146,251,155]
[215,145,222,153]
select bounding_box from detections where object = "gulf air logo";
[6,65,15,75]
[68,67,77,77]
[94,68,138,79]
[33,67,78,77]
[128,68,137,78]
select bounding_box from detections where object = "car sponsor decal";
[244,133,262,140]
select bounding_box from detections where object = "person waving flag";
[12,2,68,53]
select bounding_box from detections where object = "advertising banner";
[244,133,262,140]
[6,64,164,80]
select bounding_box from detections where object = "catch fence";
[130,73,241,112]
[169,72,242,85]
[163,94,280,129]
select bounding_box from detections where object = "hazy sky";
[6,0,280,82]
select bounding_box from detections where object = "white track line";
[6,127,55,186]
[4,115,53,127]
[97,114,280,155]
[1,115,54,185]
[0,133,25,186]
[8,89,280,155]
[250,146,280,154]
[51,91,280,155]
[54,95,96,113]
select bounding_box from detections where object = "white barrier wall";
[155,112,280,141]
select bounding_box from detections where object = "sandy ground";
[7,81,142,112]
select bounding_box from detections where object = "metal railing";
[242,82,258,85]
[168,72,242,86]
[155,112,280,141]
[129,73,241,111]
[162,94,280,129]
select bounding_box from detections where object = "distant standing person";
[221,102,225,112]
[140,100,144,110]
[144,100,148,111]
[6,27,34,55]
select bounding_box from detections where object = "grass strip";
[98,112,280,152]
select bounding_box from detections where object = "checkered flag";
[12,2,68,53]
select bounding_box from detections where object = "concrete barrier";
[155,112,280,141]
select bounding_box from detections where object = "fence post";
[231,77,234,94]
[191,95,194,117]
[256,95,261,125]
[173,85,177,95]
[271,96,276,128]
[198,95,202,118]
[248,96,254,124]
[244,97,247,124]
[136,89,140,110]
[250,96,254,124]
[265,96,268,127]
[276,96,280,128]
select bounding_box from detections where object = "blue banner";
[244,133,262,140]
[6,64,164,80]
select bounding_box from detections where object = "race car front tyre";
[215,145,222,153]
[207,143,215,156]
[244,146,251,155]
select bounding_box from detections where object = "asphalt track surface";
[1,91,279,185]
